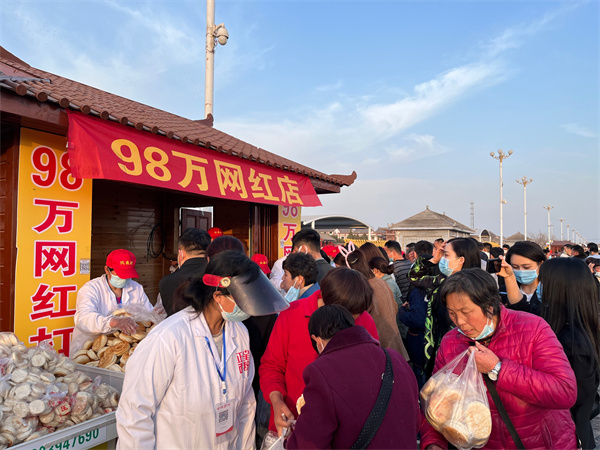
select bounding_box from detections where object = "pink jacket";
[420,306,577,450]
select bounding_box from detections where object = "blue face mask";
[513,269,538,286]
[536,283,543,301]
[219,296,250,322]
[457,317,495,341]
[285,279,301,303]
[109,273,128,289]
[439,257,457,277]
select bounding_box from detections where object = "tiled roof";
[506,232,525,241]
[389,206,475,233]
[0,47,356,189]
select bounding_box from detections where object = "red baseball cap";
[106,249,139,278]
[322,245,340,258]
[208,227,223,239]
[251,254,271,275]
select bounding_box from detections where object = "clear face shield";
[203,271,289,316]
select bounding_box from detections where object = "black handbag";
[351,348,394,449]
[483,374,525,450]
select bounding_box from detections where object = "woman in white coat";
[116,250,289,449]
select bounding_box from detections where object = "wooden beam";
[0,90,68,135]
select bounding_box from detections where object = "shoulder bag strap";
[351,348,394,449]
[483,374,525,450]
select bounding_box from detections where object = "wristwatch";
[488,360,502,381]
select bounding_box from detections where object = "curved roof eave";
[301,214,375,231]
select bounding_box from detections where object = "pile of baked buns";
[420,375,492,449]
[0,332,119,449]
[72,312,156,372]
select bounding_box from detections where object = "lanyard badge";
[205,328,227,396]
[205,327,234,436]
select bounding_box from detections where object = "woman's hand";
[109,316,137,335]
[269,391,295,437]
[496,255,514,279]
[469,341,500,373]
[153,304,166,317]
[431,243,446,264]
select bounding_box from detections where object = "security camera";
[215,26,229,45]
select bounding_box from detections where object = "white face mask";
[284,278,301,303]
[109,273,128,289]
[218,296,250,322]
[457,317,495,341]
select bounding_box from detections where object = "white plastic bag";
[420,349,492,449]
[109,303,163,325]
[260,430,286,450]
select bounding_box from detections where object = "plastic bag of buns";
[420,349,492,449]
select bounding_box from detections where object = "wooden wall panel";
[91,180,254,303]
[0,124,19,331]
[91,181,167,304]
[213,202,251,252]
[251,204,279,267]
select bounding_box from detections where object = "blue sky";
[2,0,598,242]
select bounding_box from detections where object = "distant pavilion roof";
[389,207,475,233]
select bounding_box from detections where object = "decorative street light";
[543,205,554,245]
[557,218,566,241]
[516,176,532,241]
[205,0,229,119]
[566,224,571,241]
[490,149,513,246]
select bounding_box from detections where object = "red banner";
[66,111,321,207]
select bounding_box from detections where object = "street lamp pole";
[205,0,229,119]
[557,218,565,241]
[490,149,513,247]
[516,176,532,241]
[543,205,554,245]
[566,224,571,241]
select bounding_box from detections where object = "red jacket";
[259,290,379,432]
[420,306,577,450]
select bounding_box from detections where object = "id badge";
[215,401,234,436]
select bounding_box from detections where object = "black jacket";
[558,324,599,450]
[158,257,207,316]
[315,258,333,284]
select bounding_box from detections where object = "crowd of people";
[71,228,600,449]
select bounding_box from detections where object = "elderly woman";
[421,269,578,450]
[116,251,288,449]
[260,267,380,436]
[287,304,419,449]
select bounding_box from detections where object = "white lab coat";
[115,307,256,450]
[71,275,152,355]
[269,255,287,295]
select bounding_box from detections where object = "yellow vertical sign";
[14,128,92,356]
[277,205,302,258]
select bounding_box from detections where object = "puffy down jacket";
[420,306,577,450]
